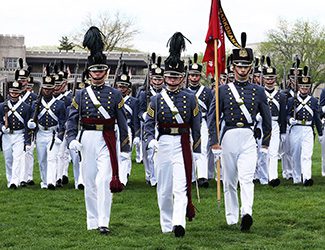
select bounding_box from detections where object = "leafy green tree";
[58,36,75,52]
[259,19,325,92]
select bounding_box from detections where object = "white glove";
[289,118,297,126]
[322,106,325,113]
[256,113,262,122]
[148,139,158,150]
[212,148,222,159]
[193,152,201,162]
[142,112,147,121]
[1,125,10,134]
[133,137,140,145]
[69,139,82,151]
[120,152,130,160]
[54,137,62,144]
[24,144,32,152]
[319,135,324,144]
[260,147,268,154]
[27,119,37,129]
[280,134,286,143]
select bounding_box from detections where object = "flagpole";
[214,39,221,211]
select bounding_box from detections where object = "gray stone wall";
[0,35,26,68]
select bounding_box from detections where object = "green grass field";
[0,142,325,249]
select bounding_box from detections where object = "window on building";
[3,57,18,69]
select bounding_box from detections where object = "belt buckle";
[302,120,306,125]
[96,124,104,131]
[236,122,244,128]
[170,127,179,134]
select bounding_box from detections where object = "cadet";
[0,80,32,188]
[145,32,201,237]
[138,53,165,186]
[187,53,213,188]
[208,33,272,231]
[27,66,66,190]
[260,57,286,187]
[66,26,130,235]
[287,66,322,186]
[116,63,140,186]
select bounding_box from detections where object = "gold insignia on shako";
[55,75,59,80]
[192,64,198,70]
[79,82,85,88]
[239,49,248,57]
[45,76,52,83]
[151,64,157,69]
[13,81,19,87]
[19,70,25,75]
[267,68,273,73]
[121,74,127,81]
[302,77,309,83]
[155,68,162,74]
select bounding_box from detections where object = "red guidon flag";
[202,0,226,77]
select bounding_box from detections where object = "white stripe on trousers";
[221,128,257,225]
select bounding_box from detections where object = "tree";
[70,11,139,52]
[58,36,75,52]
[258,19,325,92]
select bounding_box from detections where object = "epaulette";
[118,98,124,109]
[72,97,79,110]
[147,104,155,118]
[193,99,199,117]
[193,138,201,151]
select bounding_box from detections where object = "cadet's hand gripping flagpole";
[214,39,221,211]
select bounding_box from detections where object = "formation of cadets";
[1,27,324,236]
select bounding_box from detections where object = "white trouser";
[25,141,35,182]
[36,130,60,188]
[281,125,293,179]
[57,136,70,181]
[70,149,83,189]
[81,131,113,230]
[321,126,325,176]
[289,126,314,183]
[268,121,280,181]
[254,122,268,184]
[147,148,157,186]
[221,128,257,225]
[156,135,187,233]
[196,119,209,179]
[134,123,143,163]
[119,126,132,186]
[2,133,25,187]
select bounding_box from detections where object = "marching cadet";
[187,53,213,188]
[281,62,303,180]
[287,66,322,186]
[0,80,32,188]
[145,32,201,237]
[52,62,73,187]
[259,57,286,187]
[252,57,262,85]
[27,66,66,190]
[66,26,130,235]
[138,53,165,186]
[319,88,325,176]
[208,33,272,231]
[116,63,140,186]
[15,59,37,186]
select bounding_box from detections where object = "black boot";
[240,214,253,232]
[174,225,185,237]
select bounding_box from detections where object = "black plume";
[83,26,106,55]
[157,56,162,67]
[241,32,247,48]
[60,61,64,71]
[27,65,32,73]
[296,57,300,68]
[165,32,191,67]
[54,64,59,74]
[254,58,259,67]
[229,54,233,65]
[122,63,127,75]
[193,53,198,63]
[266,56,271,67]
[261,55,265,66]
[46,65,50,76]
[15,70,19,80]
[303,66,309,76]
[151,53,156,64]
[19,58,23,69]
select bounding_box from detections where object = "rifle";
[3,77,9,129]
[145,54,152,107]
[260,55,265,86]
[293,55,300,119]
[282,61,286,91]
[185,57,191,89]
[72,59,79,97]
[113,52,123,88]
